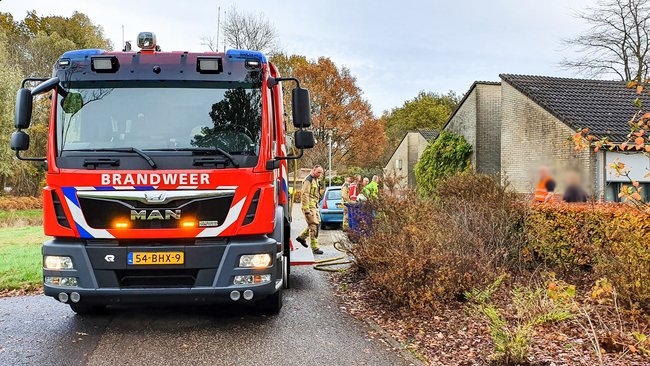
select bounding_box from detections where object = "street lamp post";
[328,131,332,186]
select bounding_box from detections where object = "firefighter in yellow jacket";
[296,165,324,254]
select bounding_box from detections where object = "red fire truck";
[10,32,314,314]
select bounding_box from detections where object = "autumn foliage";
[350,173,526,309]
[271,54,387,168]
[572,79,650,212]
[352,172,650,313]
[0,196,42,210]
[527,203,650,311]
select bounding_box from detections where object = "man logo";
[144,192,166,203]
[104,254,115,262]
[130,209,181,220]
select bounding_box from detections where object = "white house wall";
[605,152,650,182]
[475,84,502,175]
[500,82,596,194]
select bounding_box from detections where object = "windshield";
[57,83,263,157]
[327,189,342,200]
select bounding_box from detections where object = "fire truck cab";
[10,32,314,315]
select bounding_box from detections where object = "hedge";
[0,196,42,210]
[527,203,650,309]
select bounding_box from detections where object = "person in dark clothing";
[563,171,588,203]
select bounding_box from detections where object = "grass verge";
[0,226,47,293]
[0,209,43,227]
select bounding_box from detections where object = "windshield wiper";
[69,148,157,168]
[154,148,240,168]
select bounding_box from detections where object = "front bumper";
[42,236,282,305]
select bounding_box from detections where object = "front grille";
[77,191,235,229]
[116,269,198,288]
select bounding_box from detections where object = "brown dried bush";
[350,172,527,309]
[0,196,42,210]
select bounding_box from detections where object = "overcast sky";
[2,0,595,116]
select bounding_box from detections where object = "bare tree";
[222,6,279,54]
[200,36,218,52]
[562,0,650,82]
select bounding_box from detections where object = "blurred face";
[539,166,549,178]
[363,178,369,185]
[565,171,580,185]
[313,167,324,178]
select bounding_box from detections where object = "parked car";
[318,185,343,229]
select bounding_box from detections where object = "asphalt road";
[0,209,413,366]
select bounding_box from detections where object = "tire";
[69,302,106,315]
[259,289,283,315]
[320,222,327,230]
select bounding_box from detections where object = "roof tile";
[500,74,648,141]
[417,129,439,142]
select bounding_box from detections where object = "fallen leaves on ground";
[330,270,650,366]
[0,285,42,298]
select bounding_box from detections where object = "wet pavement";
[0,208,413,366]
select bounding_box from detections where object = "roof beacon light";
[226,49,267,63]
[137,32,157,50]
[245,59,261,69]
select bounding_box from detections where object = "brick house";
[441,75,650,201]
[444,82,502,175]
[383,130,438,188]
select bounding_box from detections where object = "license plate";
[127,251,184,265]
[337,203,344,208]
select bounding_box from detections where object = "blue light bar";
[59,49,106,60]
[226,49,267,63]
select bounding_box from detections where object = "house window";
[395,159,403,170]
[604,182,650,202]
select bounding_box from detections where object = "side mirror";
[10,130,30,151]
[31,77,60,96]
[61,92,83,114]
[14,89,33,129]
[292,87,311,128]
[294,130,315,149]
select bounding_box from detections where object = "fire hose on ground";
[313,235,355,272]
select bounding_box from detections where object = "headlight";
[239,254,272,268]
[44,256,74,270]
[233,274,271,285]
[44,276,78,287]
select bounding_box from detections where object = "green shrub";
[414,130,472,196]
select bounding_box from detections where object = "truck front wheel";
[259,289,282,315]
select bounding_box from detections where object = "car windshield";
[327,189,342,200]
[56,83,263,156]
